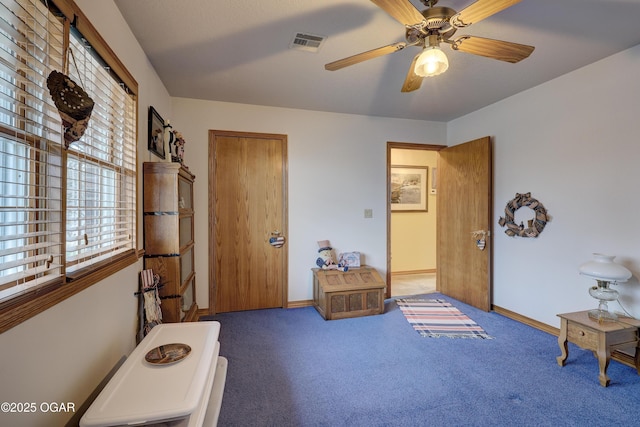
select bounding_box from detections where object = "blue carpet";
[203,293,640,426]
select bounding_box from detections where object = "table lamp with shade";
[578,253,632,322]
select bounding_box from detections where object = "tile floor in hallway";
[391,272,436,297]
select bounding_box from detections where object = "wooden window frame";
[0,0,140,333]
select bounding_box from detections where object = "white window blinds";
[0,0,137,299]
[0,0,64,300]
[65,31,136,275]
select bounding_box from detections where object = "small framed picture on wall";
[148,106,165,159]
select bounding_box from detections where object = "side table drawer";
[567,323,598,350]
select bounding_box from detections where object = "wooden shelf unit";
[143,162,198,322]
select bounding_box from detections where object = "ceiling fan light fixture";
[414,46,449,77]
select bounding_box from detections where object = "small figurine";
[316,240,348,271]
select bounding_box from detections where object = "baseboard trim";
[287,299,313,309]
[492,305,559,336]
[197,308,211,318]
[196,303,315,317]
[391,269,436,276]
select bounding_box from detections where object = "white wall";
[448,45,640,327]
[170,99,446,304]
[2,1,638,424]
[0,2,172,426]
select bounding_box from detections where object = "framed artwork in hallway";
[390,165,428,212]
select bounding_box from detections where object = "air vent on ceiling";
[289,32,326,53]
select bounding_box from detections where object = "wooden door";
[437,137,492,311]
[209,130,287,313]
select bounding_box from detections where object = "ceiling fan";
[325,0,534,92]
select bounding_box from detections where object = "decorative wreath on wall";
[498,192,550,238]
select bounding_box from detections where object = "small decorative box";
[338,252,361,268]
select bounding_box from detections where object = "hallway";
[391,273,436,297]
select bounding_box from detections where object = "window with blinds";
[65,31,136,275]
[0,0,65,300]
[0,0,137,318]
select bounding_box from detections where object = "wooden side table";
[557,310,640,387]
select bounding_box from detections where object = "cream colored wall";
[0,2,172,426]
[0,263,141,427]
[390,149,438,272]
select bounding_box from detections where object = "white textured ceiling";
[114,0,640,122]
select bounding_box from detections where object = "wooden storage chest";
[312,267,386,320]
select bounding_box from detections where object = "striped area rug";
[396,298,493,339]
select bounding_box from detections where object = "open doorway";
[386,142,445,298]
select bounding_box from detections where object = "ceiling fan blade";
[370,0,425,26]
[401,54,423,92]
[325,42,406,71]
[452,0,521,28]
[452,36,534,63]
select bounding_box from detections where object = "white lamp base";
[588,307,618,322]
[587,282,619,323]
